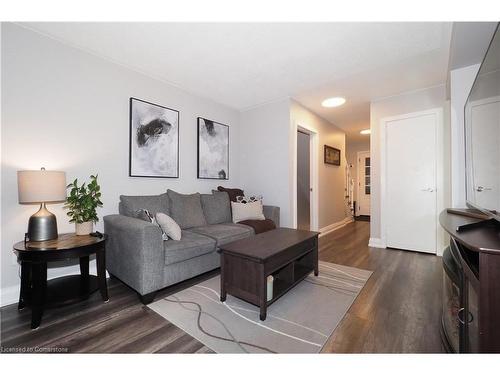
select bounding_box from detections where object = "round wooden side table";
[13,233,109,329]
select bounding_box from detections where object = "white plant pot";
[76,221,93,236]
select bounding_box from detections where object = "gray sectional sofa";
[103,189,280,304]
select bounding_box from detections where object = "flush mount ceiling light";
[321,97,346,108]
[360,129,371,135]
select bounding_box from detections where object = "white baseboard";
[319,217,354,237]
[368,237,386,248]
[0,262,108,308]
[1,284,20,308]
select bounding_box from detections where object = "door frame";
[380,108,444,255]
[291,123,319,231]
[356,150,371,216]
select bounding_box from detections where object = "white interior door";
[357,151,371,216]
[385,112,437,254]
[469,99,500,210]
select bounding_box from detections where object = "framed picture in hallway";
[129,97,179,178]
[324,145,341,166]
[197,117,229,180]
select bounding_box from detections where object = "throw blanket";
[238,219,276,234]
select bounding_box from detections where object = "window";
[364,157,370,195]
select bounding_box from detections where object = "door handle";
[476,186,492,192]
[420,188,435,192]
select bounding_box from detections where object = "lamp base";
[28,203,58,241]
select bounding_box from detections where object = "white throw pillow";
[231,201,265,223]
[155,212,182,241]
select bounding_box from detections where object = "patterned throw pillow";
[134,209,169,241]
[235,195,263,204]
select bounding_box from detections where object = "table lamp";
[17,168,67,241]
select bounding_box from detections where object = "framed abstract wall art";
[129,97,179,178]
[197,117,229,179]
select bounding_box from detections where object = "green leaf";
[64,174,103,224]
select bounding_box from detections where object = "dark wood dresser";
[439,209,500,353]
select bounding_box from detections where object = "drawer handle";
[457,308,473,324]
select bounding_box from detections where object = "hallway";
[320,221,444,353]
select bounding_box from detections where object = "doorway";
[357,150,371,217]
[293,124,318,231]
[297,130,311,230]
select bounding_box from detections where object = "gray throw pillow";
[201,191,231,224]
[167,189,207,229]
[119,193,169,217]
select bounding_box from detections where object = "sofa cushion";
[201,191,231,225]
[119,193,169,217]
[187,223,253,246]
[164,230,216,266]
[167,189,207,229]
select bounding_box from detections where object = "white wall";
[449,64,480,207]
[369,85,450,245]
[238,99,292,226]
[1,23,241,305]
[346,138,370,208]
[290,101,348,231]
[238,99,349,231]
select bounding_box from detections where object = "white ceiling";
[22,22,453,141]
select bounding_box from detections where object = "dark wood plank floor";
[0,221,444,353]
[319,221,444,353]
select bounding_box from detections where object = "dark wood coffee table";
[218,228,319,320]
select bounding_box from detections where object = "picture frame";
[129,97,179,178]
[197,117,229,180]
[324,145,341,166]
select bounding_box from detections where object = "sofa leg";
[138,291,157,305]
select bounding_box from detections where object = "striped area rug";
[149,261,372,353]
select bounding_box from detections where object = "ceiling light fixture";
[360,129,371,135]
[321,97,346,108]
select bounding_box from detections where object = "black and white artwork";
[129,98,179,178]
[197,117,229,179]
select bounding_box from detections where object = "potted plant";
[64,174,103,235]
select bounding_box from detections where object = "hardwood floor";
[0,221,444,353]
[319,221,444,353]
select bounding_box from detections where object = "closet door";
[385,112,438,254]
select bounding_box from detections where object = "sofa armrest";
[103,214,163,295]
[263,205,280,227]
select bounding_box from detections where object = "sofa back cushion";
[119,193,169,217]
[167,189,207,229]
[201,191,232,224]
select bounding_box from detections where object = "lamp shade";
[17,169,67,204]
